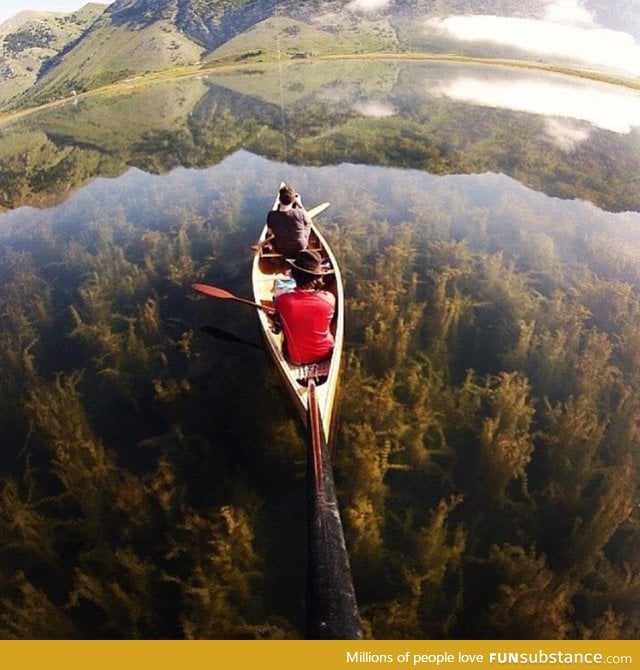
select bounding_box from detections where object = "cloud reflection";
[543,118,591,150]
[429,74,640,135]
[352,100,396,117]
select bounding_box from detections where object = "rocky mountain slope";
[0,4,107,108]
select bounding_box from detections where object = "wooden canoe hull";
[251,199,343,445]
[306,379,362,639]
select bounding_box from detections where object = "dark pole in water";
[306,380,362,640]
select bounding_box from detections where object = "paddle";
[307,201,330,219]
[191,282,276,314]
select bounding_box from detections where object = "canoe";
[192,216,359,638]
[251,186,344,446]
[252,186,360,639]
[305,378,362,639]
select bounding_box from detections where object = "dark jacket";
[267,206,312,258]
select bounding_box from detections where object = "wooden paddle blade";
[308,202,330,219]
[191,283,233,299]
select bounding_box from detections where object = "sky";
[350,0,640,78]
[0,1,104,26]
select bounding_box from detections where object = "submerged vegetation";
[333,208,640,639]
[1,158,640,639]
[0,175,295,638]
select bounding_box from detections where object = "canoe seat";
[294,360,331,382]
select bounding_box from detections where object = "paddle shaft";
[191,282,275,314]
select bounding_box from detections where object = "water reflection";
[428,71,640,134]
[2,61,640,638]
[351,100,397,117]
[2,60,640,214]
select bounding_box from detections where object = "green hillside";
[2,0,639,115]
[209,13,398,63]
[23,3,401,108]
[0,4,107,108]
[23,15,203,106]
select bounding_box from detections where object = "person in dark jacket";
[266,184,312,258]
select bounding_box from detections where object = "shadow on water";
[200,325,263,350]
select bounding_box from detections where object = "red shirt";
[275,288,336,364]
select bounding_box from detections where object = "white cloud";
[429,75,640,134]
[347,0,392,12]
[425,14,640,77]
[543,0,594,26]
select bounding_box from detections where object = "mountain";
[0,4,107,108]
[1,0,640,112]
[16,0,396,107]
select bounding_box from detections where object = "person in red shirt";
[275,249,336,365]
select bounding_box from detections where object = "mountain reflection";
[2,60,640,214]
